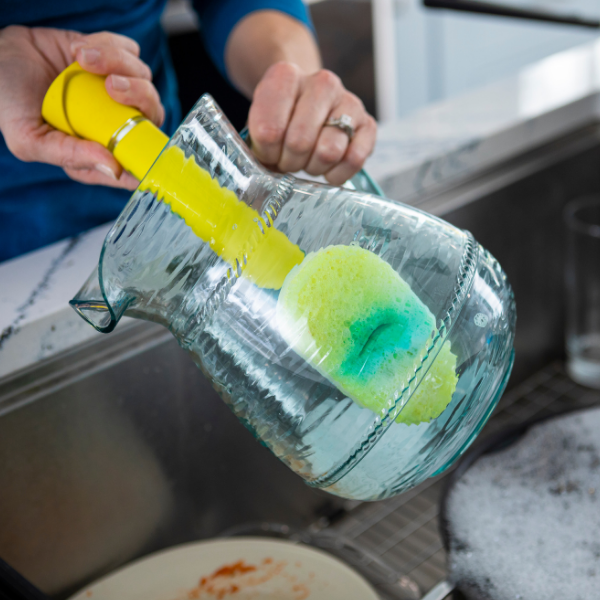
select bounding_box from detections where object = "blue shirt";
[0,0,312,262]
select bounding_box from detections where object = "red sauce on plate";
[185,557,311,599]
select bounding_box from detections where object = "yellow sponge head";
[276,244,458,425]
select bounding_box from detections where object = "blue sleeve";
[192,0,314,77]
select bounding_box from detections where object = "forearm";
[224,10,321,98]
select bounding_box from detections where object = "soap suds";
[447,407,600,600]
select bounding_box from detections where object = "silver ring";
[107,115,147,153]
[325,114,354,139]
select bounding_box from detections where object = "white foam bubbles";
[447,407,600,600]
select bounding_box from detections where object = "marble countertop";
[2,38,600,380]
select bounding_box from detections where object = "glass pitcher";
[72,95,516,501]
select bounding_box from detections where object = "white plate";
[69,537,380,600]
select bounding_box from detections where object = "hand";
[0,26,164,190]
[248,62,377,186]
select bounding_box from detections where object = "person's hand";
[247,62,377,186]
[0,26,164,190]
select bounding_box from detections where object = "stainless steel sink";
[0,322,343,597]
[2,123,600,598]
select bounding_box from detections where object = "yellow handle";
[42,63,304,289]
[41,62,168,180]
[143,144,304,289]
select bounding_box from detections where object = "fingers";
[303,126,349,178]
[304,93,366,177]
[74,44,151,80]
[11,123,138,189]
[323,115,377,186]
[70,31,140,57]
[248,62,302,167]
[278,70,345,173]
[64,165,139,190]
[248,65,377,183]
[71,37,164,128]
[105,74,164,127]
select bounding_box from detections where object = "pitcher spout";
[70,266,129,333]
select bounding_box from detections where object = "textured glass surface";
[72,95,516,501]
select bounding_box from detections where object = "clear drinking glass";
[71,95,516,501]
[565,195,600,389]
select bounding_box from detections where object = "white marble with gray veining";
[2,38,600,380]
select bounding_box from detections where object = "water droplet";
[474,313,488,327]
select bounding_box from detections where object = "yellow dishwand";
[49,64,459,428]
[42,62,304,289]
